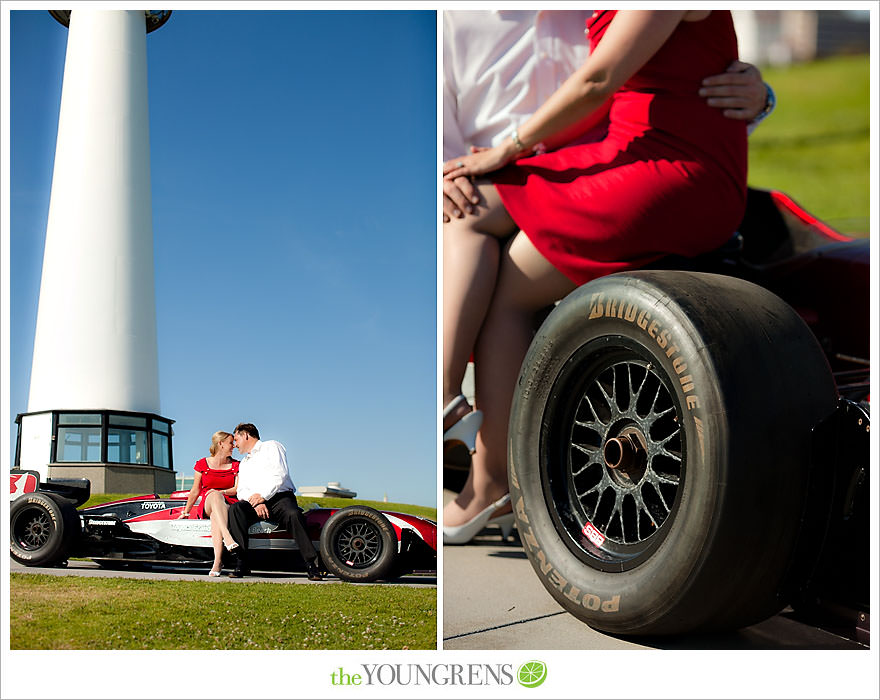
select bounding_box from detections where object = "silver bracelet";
[511,128,526,151]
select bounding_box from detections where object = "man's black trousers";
[228,491,318,565]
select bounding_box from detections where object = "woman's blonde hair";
[209,431,233,456]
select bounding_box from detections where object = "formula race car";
[506,187,869,641]
[10,473,437,582]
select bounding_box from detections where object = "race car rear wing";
[10,469,91,507]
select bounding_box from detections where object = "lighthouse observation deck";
[50,10,172,33]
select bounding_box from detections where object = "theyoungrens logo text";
[331,663,522,687]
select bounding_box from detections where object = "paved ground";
[10,558,436,587]
[442,491,865,650]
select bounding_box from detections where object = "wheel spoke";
[650,383,662,414]
[336,519,382,568]
[597,374,616,412]
[612,494,625,540]
[564,357,684,549]
[653,471,680,486]
[571,442,595,457]
[582,392,608,427]
[652,481,673,516]
[573,418,604,432]
[657,428,680,449]
[651,405,676,421]
[13,508,54,551]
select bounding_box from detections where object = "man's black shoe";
[229,564,250,578]
[306,561,324,581]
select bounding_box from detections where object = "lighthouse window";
[109,414,147,428]
[107,428,149,465]
[57,427,102,462]
[46,410,174,468]
[152,433,170,468]
[58,413,101,425]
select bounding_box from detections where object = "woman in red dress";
[442,10,748,543]
[178,430,240,575]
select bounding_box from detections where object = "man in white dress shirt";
[227,422,322,580]
[443,10,775,221]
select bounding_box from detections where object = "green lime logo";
[517,660,547,688]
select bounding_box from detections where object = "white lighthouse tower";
[15,10,176,494]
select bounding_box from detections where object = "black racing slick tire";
[509,271,838,636]
[319,507,397,582]
[10,492,81,566]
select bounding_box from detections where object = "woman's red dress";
[191,458,239,519]
[493,10,748,285]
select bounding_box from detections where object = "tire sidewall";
[10,492,79,566]
[510,273,726,631]
[319,507,397,582]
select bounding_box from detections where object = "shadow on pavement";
[488,551,528,560]
[612,613,867,650]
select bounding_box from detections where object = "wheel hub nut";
[603,427,648,483]
[604,434,637,470]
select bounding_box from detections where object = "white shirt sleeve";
[237,441,295,502]
[443,10,593,161]
[443,12,468,161]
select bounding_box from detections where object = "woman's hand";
[443,143,516,181]
[177,510,190,519]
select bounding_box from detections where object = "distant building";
[733,10,869,66]
[176,473,195,493]
[298,481,357,499]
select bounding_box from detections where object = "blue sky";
[8,10,437,507]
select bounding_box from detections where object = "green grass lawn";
[10,574,435,650]
[748,54,869,235]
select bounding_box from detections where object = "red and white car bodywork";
[10,474,436,582]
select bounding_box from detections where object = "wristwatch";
[751,82,776,126]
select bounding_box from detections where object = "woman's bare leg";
[209,520,223,572]
[204,492,224,572]
[445,232,576,527]
[205,491,234,572]
[214,501,233,549]
[442,181,517,428]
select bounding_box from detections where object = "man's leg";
[227,500,258,575]
[267,492,321,578]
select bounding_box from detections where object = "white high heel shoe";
[444,395,483,454]
[444,494,511,545]
[488,511,516,540]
